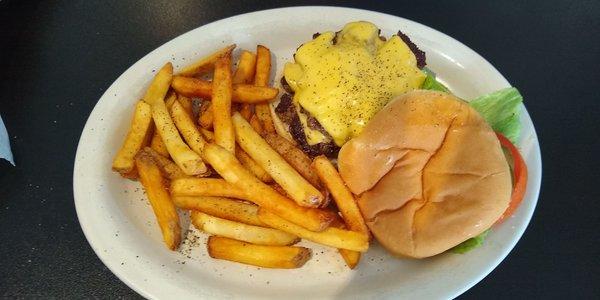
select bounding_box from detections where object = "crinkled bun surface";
[338,90,511,258]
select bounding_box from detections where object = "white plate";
[74,6,542,299]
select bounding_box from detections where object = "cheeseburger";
[273,22,527,258]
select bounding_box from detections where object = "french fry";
[177,44,235,77]
[198,101,213,130]
[207,236,311,269]
[339,249,361,269]
[135,153,181,250]
[312,156,369,236]
[254,45,276,134]
[142,147,188,180]
[177,94,194,118]
[172,76,279,103]
[170,178,247,199]
[152,95,208,175]
[212,54,235,153]
[143,63,173,106]
[150,131,170,157]
[171,99,207,154]
[149,93,178,157]
[249,114,264,135]
[236,147,273,183]
[240,104,253,121]
[112,101,153,175]
[202,143,334,232]
[232,113,324,207]
[258,209,369,252]
[200,128,214,142]
[191,211,298,246]
[172,196,263,226]
[264,133,320,188]
[233,50,257,84]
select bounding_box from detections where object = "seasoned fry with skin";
[240,104,253,121]
[177,44,235,77]
[191,211,298,246]
[150,131,169,157]
[135,153,181,250]
[172,76,279,103]
[202,143,335,232]
[313,156,369,236]
[233,50,257,84]
[198,101,213,130]
[212,54,235,153]
[264,133,320,188]
[232,113,324,207]
[258,209,369,252]
[236,147,273,183]
[153,98,208,175]
[172,196,264,226]
[171,99,207,154]
[254,45,276,133]
[112,101,153,175]
[339,248,361,269]
[142,147,188,180]
[249,114,264,135]
[177,94,194,118]
[143,63,174,106]
[170,178,247,199]
[207,236,311,269]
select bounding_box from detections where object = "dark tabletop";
[1,0,598,298]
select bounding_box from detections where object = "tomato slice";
[495,133,528,224]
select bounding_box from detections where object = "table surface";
[1,0,598,298]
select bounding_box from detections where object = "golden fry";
[177,44,235,77]
[172,196,263,226]
[258,209,369,252]
[172,76,279,103]
[170,178,247,199]
[171,99,207,155]
[191,211,298,246]
[150,131,169,157]
[240,104,253,121]
[143,63,173,106]
[254,45,276,133]
[233,50,257,84]
[141,147,188,180]
[264,133,320,188]
[135,153,181,250]
[232,113,324,207]
[207,236,311,269]
[339,249,361,269]
[202,143,334,232]
[236,147,273,183]
[112,101,153,175]
[249,114,264,135]
[212,54,235,153]
[200,128,214,142]
[198,101,213,130]
[313,156,369,236]
[177,94,194,118]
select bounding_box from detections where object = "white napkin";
[0,115,15,165]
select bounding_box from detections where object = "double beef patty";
[274,30,426,158]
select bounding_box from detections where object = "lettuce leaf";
[421,69,449,92]
[451,229,490,254]
[469,87,523,144]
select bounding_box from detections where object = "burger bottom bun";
[338,90,512,258]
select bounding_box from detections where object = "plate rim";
[73,6,542,299]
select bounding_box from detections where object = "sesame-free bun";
[338,90,511,258]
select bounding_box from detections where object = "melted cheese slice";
[284,21,426,146]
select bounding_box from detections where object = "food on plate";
[111,22,528,270]
[112,101,153,177]
[337,90,513,258]
[273,21,426,157]
[135,151,181,250]
[207,236,311,269]
[191,211,299,246]
[171,76,279,103]
[202,143,335,232]
[177,44,236,77]
[172,196,264,226]
[232,113,324,207]
[211,53,235,153]
[257,209,369,252]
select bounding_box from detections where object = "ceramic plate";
[74,6,542,299]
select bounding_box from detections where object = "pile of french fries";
[111,44,370,269]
